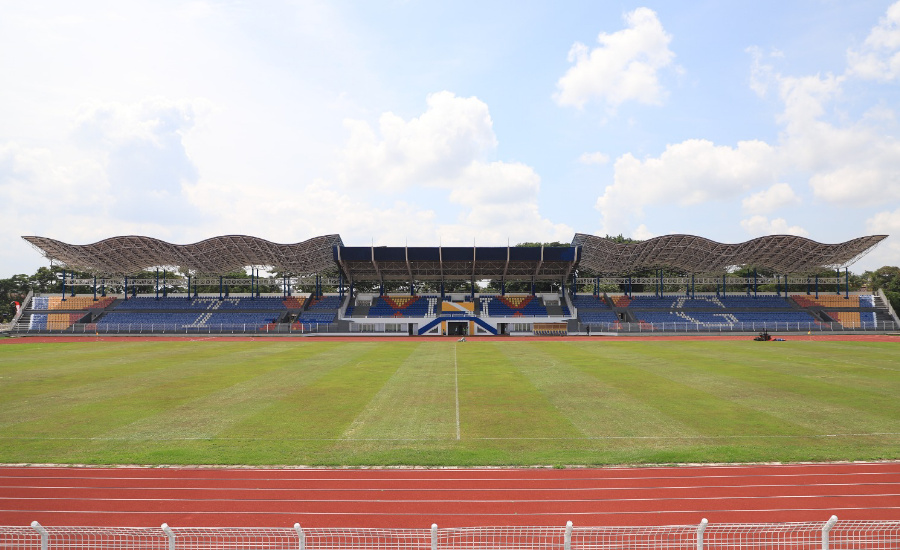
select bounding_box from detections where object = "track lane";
[1,463,897,528]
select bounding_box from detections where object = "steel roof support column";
[815,274,819,299]
[219,276,223,299]
[845,268,849,299]
[163,270,168,298]
[61,270,67,301]
[93,275,97,301]
[188,274,192,300]
[155,268,159,300]
[124,276,128,300]
[101,278,106,298]
[754,268,758,298]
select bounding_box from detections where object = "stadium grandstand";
[9,232,898,336]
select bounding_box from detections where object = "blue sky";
[2,0,899,277]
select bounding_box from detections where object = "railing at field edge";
[7,517,900,550]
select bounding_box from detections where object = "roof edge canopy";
[22,233,887,277]
[572,233,887,275]
[22,234,344,276]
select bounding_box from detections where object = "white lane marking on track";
[3,481,899,492]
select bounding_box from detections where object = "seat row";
[480,295,548,317]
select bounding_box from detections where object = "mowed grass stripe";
[561,342,812,437]
[709,342,900,397]
[220,343,415,444]
[0,342,238,427]
[100,343,345,440]
[457,343,582,440]
[638,342,900,432]
[339,342,458,441]
[496,342,704,439]
[0,343,322,439]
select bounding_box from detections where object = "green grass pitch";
[0,339,897,466]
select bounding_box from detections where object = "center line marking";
[454,343,461,440]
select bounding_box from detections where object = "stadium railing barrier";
[578,320,899,333]
[7,517,900,550]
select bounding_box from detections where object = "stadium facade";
[11,232,898,336]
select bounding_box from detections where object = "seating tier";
[572,295,610,309]
[480,295,548,317]
[792,295,860,308]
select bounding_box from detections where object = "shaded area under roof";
[572,233,888,274]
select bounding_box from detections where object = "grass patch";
[0,339,897,465]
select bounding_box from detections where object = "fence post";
[294,523,305,550]
[822,515,838,550]
[30,521,48,550]
[162,523,175,550]
[564,521,573,550]
[697,518,708,550]
[431,524,438,550]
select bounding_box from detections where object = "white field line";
[454,343,460,441]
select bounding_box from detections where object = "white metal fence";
[5,518,900,550]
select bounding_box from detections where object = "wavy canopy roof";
[23,233,886,277]
[22,235,343,275]
[572,233,887,274]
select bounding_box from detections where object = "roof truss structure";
[22,233,887,279]
[22,235,343,276]
[572,233,888,275]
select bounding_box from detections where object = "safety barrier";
[7,517,900,550]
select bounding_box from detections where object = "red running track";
[1,462,899,528]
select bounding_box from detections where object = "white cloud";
[631,224,655,240]
[339,91,497,192]
[742,183,800,215]
[554,7,676,110]
[579,151,610,165]
[867,207,900,234]
[597,2,900,242]
[847,1,900,81]
[597,139,779,234]
[740,215,809,237]
[185,91,573,249]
